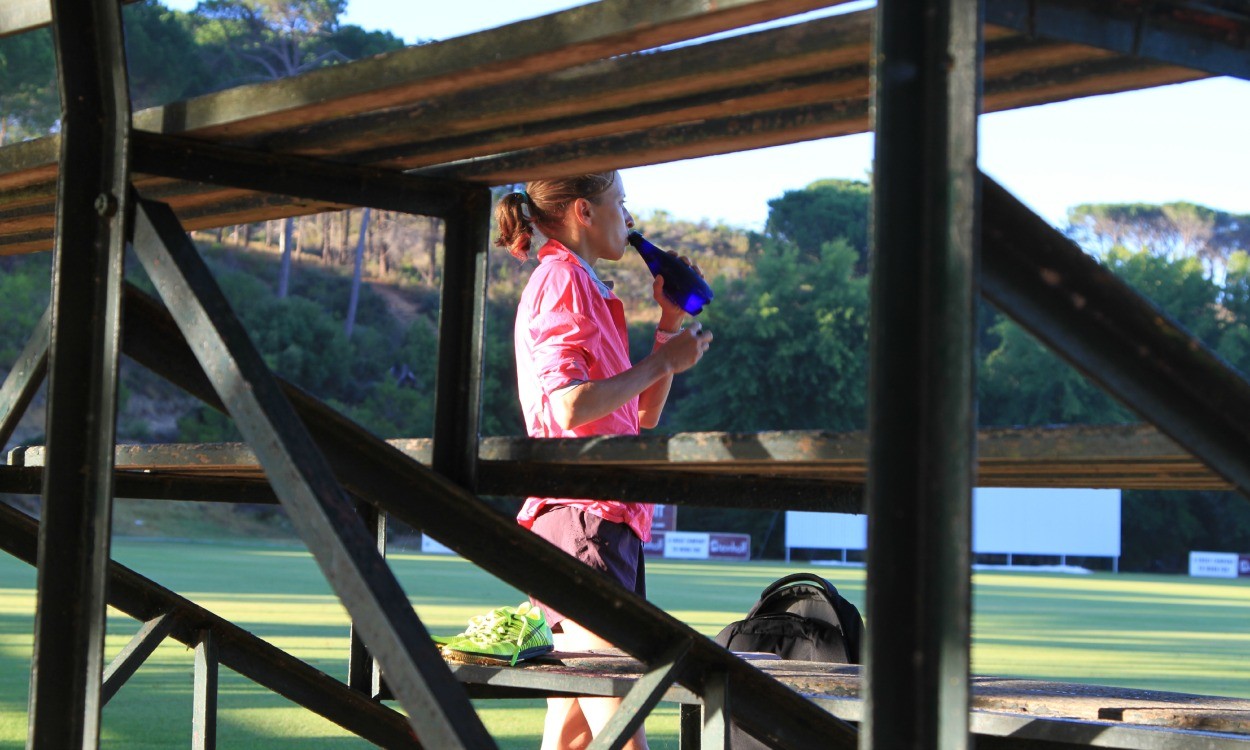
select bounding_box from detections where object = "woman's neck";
[548,229,594,266]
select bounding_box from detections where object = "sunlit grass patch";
[1,538,1249,747]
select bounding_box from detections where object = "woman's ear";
[572,197,594,228]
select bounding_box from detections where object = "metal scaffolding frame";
[2,0,1249,747]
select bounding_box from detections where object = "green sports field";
[1,539,1249,748]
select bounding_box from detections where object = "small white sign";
[1189,551,1239,578]
[421,534,456,555]
[664,531,710,560]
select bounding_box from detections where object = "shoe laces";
[458,608,514,641]
[457,609,529,665]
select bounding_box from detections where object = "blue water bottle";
[627,230,715,316]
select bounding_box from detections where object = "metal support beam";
[478,463,864,512]
[865,1,982,750]
[348,500,386,698]
[101,613,174,705]
[0,501,421,749]
[0,305,49,449]
[131,131,471,219]
[118,283,860,749]
[700,671,730,750]
[680,705,702,750]
[586,640,691,750]
[979,174,1250,498]
[29,0,131,743]
[193,630,219,750]
[432,187,491,490]
[985,0,1250,81]
[130,198,493,749]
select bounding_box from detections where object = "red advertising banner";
[642,532,666,558]
[709,533,751,561]
[651,505,678,532]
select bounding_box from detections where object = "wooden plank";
[451,650,1250,737]
[6,424,1232,491]
[0,0,52,38]
[262,11,878,159]
[0,19,1204,253]
[0,0,138,37]
[131,0,847,142]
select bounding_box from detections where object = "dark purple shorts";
[528,505,646,630]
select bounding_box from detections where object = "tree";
[0,29,58,144]
[670,237,869,432]
[123,0,213,109]
[762,179,871,274]
[188,0,351,87]
[1066,201,1250,274]
[345,208,370,338]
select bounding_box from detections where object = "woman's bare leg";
[555,621,649,750]
[541,694,592,750]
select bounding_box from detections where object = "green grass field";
[2,539,1249,748]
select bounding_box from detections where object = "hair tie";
[516,190,533,221]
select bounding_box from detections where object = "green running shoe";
[432,605,517,646]
[442,602,554,666]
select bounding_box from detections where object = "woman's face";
[585,173,634,263]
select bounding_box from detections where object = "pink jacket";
[513,240,654,541]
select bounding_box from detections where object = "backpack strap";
[747,572,842,618]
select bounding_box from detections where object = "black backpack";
[714,572,863,664]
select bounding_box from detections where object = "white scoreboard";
[786,488,1121,558]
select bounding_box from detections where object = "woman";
[495,171,712,750]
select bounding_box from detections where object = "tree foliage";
[763,178,871,273]
[0,0,405,144]
[123,1,213,109]
[1067,201,1250,273]
[671,237,869,432]
[0,29,58,144]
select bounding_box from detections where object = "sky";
[164,0,1250,231]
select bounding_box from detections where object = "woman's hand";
[656,321,713,375]
[652,252,703,328]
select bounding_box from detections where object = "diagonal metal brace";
[101,612,175,705]
[130,197,494,750]
[0,304,49,450]
[587,640,692,750]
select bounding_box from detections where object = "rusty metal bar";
[586,640,692,750]
[979,173,1250,498]
[193,630,219,750]
[28,0,131,741]
[0,304,49,449]
[130,197,493,749]
[118,283,860,750]
[865,0,982,749]
[0,500,421,749]
[101,613,174,705]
